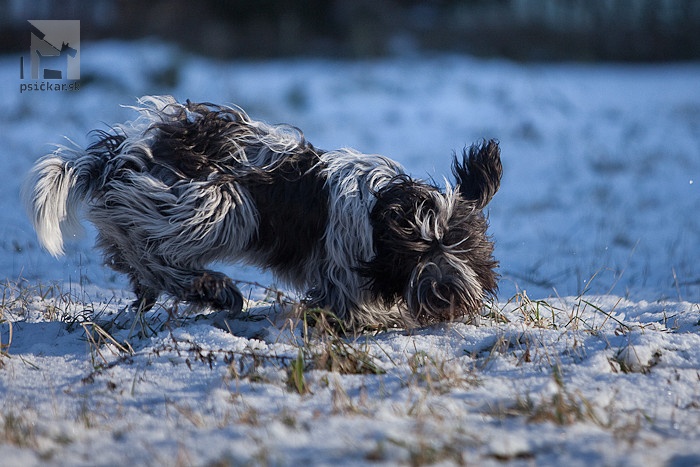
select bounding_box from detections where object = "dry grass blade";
[0,314,12,359]
[81,321,134,369]
[0,286,15,366]
[580,298,627,332]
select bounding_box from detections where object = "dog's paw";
[189,272,244,317]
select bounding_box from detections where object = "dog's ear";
[452,139,502,209]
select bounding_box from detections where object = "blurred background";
[2,0,700,61]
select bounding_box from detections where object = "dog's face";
[405,189,497,323]
[359,141,501,325]
[360,175,498,325]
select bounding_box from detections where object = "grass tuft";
[1,409,38,448]
[407,350,479,394]
[506,290,560,329]
[492,365,608,427]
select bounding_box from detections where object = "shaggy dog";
[23,96,502,332]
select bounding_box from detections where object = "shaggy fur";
[23,96,502,332]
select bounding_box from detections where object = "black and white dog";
[24,96,502,331]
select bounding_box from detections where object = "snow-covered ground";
[1,41,699,465]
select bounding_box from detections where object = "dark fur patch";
[242,149,329,272]
[452,139,502,209]
[88,129,127,158]
[148,101,249,180]
[86,130,135,176]
[359,175,434,304]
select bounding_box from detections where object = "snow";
[1,40,700,465]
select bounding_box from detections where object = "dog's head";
[361,140,501,326]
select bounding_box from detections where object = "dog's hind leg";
[104,236,244,321]
[124,258,244,318]
[118,254,244,316]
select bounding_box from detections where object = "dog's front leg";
[132,282,159,314]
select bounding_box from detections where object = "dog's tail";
[22,143,106,257]
[451,139,502,210]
